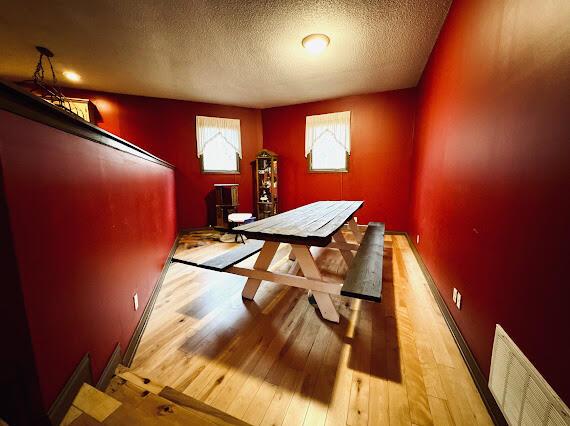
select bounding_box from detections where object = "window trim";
[200,152,241,174]
[307,151,350,173]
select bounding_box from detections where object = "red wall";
[0,110,177,409]
[63,88,263,229]
[262,90,417,230]
[61,88,412,230]
[410,0,570,402]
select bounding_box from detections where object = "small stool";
[228,213,255,243]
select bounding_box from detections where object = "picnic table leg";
[288,247,296,261]
[332,230,355,267]
[287,259,301,275]
[348,218,363,243]
[287,245,305,276]
[291,245,340,323]
[242,241,280,300]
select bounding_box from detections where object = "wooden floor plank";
[398,307,433,426]
[280,322,332,426]
[346,302,372,426]
[427,396,455,426]
[368,299,390,426]
[303,300,353,426]
[178,285,297,397]
[128,230,493,426]
[224,297,312,420]
[386,237,412,426]
[258,309,323,426]
[321,306,354,426]
[203,291,294,410]
[189,291,296,403]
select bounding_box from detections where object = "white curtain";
[196,116,242,158]
[305,111,351,157]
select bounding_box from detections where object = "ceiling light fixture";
[26,46,77,116]
[302,34,330,55]
[63,70,81,82]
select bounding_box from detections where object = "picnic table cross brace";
[236,217,363,323]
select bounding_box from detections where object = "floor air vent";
[489,325,569,425]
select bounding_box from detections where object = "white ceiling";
[1,0,451,108]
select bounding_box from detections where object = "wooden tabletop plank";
[233,201,363,246]
[260,202,347,236]
[288,202,352,235]
[238,201,340,234]
[312,201,363,237]
[238,201,358,235]
[239,202,339,234]
[284,201,354,236]
[235,201,343,235]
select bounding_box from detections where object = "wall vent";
[489,324,570,426]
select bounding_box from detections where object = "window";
[305,111,351,172]
[196,116,241,173]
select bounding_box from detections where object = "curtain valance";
[305,111,351,157]
[196,116,242,158]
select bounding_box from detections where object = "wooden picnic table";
[173,201,384,323]
[231,201,384,323]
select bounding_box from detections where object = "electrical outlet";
[452,288,458,303]
[456,292,462,310]
[133,293,139,311]
[416,234,420,244]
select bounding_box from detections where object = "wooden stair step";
[105,376,219,425]
[107,365,250,426]
[62,381,209,425]
[60,365,250,425]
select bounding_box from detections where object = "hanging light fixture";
[24,46,80,117]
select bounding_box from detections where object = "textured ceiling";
[1,0,451,108]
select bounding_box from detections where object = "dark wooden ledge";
[0,80,174,169]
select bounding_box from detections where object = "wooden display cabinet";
[254,150,278,219]
[214,183,239,228]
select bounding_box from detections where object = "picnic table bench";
[172,201,384,323]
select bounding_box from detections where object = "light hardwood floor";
[130,230,492,426]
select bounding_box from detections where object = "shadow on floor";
[143,233,400,406]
